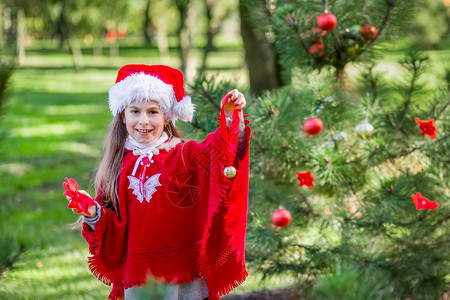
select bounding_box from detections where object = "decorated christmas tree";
[189,0,449,298]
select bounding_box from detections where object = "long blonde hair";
[95,113,185,214]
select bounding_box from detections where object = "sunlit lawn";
[0,40,448,299]
[0,62,114,299]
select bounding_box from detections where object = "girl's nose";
[139,115,150,125]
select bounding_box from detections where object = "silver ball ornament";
[355,121,374,138]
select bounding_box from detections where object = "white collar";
[125,132,184,177]
[125,132,169,155]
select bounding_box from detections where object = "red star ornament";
[296,170,315,189]
[64,177,96,216]
[415,117,438,139]
[411,192,439,210]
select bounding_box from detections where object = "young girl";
[67,64,251,300]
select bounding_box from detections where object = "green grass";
[0,65,114,299]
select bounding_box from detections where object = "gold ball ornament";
[355,121,374,138]
[223,166,237,178]
[345,45,358,56]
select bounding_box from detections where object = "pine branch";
[331,30,344,68]
[250,135,265,154]
[351,216,417,230]
[290,243,342,258]
[433,98,450,121]
[352,0,396,61]
[366,65,379,99]
[397,54,426,129]
[300,193,315,216]
[346,180,362,202]
[279,144,308,162]
[367,145,381,161]
[189,119,207,132]
[361,134,450,166]
[389,134,450,159]
[199,84,221,111]
[369,0,395,45]
[385,237,450,252]
[355,128,449,171]
[284,17,314,60]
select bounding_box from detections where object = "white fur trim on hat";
[173,96,195,122]
[108,72,182,121]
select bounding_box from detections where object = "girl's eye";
[131,110,139,114]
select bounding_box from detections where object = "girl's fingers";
[79,189,92,198]
[235,102,245,110]
[72,207,95,217]
[73,209,88,216]
[224,89,246,111]
[229,89,239,101]
[228,89,240,102]
[234,94,246,109]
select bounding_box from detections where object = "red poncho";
[82,109,251,299]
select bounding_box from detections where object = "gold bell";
[223,166,237,178]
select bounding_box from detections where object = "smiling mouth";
[136,129,152,133]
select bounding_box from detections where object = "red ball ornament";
[272,209,292,227]
[360,24,378,41]
[304,117,323,135]
[309,43,326,58]
[317,13,337,31]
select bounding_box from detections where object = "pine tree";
[241,0,414,86]
[190,0,449,298]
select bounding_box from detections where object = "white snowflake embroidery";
[127,173,162,203]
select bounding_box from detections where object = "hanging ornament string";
[220,93,242,178]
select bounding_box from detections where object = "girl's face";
[122,100,168,145]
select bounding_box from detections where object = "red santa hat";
[108,64,195,122]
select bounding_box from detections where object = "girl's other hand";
[223,89,246,117]
[66,190,97,217]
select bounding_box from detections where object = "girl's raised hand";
[222,89,246,117]
[66,190,97,217]
[229,89,246,110]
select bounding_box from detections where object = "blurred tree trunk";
[16,7,25,66]
[143,0,154,45]
[175,0,195,80]
[93,43,103,56]
[0,60,15,119]
[0,4,4,41]
[109,41,119,57]
[239,0,283,96]
[3,7,14,46]
[199,0,231,74]
[200,0,215,74]
[155,19,169,62]
[69,37,83,71]
[55,1,68,50]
